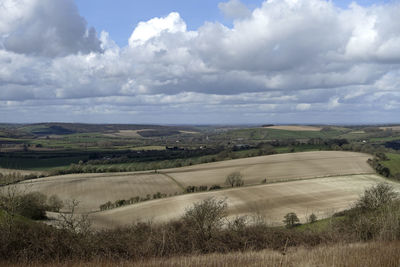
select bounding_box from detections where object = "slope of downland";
[263,125,322,131]
[18,172,182,213]
[90,174,395,229]
[16,151,373,213]
[166,151,373,187]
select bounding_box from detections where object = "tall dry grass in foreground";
[6,241,400,267]
[113,241,400,267]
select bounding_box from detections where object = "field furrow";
[90,174,397,229]
[15,151,374,216]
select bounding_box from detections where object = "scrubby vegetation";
[99,192,176,211]
[1,183,400,265]
[0,172,45,186]
[367,152,400,180]
[99,184,223,211]
[0,188,64,220]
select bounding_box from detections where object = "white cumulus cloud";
[129,12,187,47]
[1,0,400,124]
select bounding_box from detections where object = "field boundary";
[159,172,185,191]
[89,173,380,215]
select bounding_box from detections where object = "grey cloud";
[1,0,101,57]
[218,0,251,20]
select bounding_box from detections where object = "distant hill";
[0,123,199,136]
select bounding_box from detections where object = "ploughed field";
[19,172,182,213]
[17,151,373,213]
[165,151,373,187]
[263,125,322,131]
[90,174,397,229]
[14,151,382,227]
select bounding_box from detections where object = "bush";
[225,172,244,187]
[182,198,228,244]
[308,213,317,224]
[47,194,64,212]
[18,192,48,220]
[283,212,300,228]
[209,185,222,191]
[0,190,48,220]
[356,183,398,211]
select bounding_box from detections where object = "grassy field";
[382,153,400,175]
[214,128,346,141]
[90,174,389,229]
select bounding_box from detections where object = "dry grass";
[90,174,394,229]
[263,125,322,131]
[134,242,400,267]
[8,241,400,267]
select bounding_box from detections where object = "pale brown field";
[103,129,145,138]
[166,151,373,187]
[104,129,199,138]
[90,174,393,229]
[19,172,182,213]
[178,130,200,134]
[16,151,373,214]
[263,125,322,131]
[380,126,400,131]
[0,168,44,176]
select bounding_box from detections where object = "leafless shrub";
[225,172,244,187]
[356,183,398,211]
[182,198,228,245]
[57,199,91,235]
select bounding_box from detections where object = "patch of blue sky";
[74,0,396,47]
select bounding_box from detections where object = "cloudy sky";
[0,0,399,125]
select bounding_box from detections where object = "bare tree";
[47,194,64,212]
[356,183,398,211]
[308,213,317,224]
[183,198,228,242]
[283,212,300,228]
[57,199,91,234]
[225,172,244,187]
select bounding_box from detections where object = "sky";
[0,0,399,125]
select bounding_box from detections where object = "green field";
[382,153,400,176]
[215,128,346,141]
